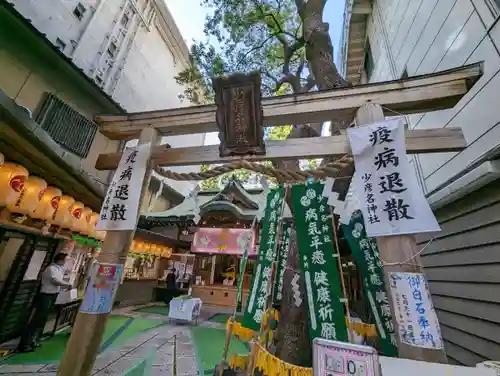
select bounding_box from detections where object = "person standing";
[18,253,72,352]
[164,267,177,306]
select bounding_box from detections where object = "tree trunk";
[272,229,312,366]
[273,0,353,365]
[299,0,351,137]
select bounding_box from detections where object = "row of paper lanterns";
[0,153,106,240]
[130,240,172,258]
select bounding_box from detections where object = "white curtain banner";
[96,143,151,231]
[347,119,440,237]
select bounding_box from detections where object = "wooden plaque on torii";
[212,71,266,157]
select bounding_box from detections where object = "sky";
[165,0,346,68]
[164,0,346,146]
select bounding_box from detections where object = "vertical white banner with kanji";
[347,119,440,237]
[96,143,151,231]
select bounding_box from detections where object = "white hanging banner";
[96,143,151,231]
[389,272,443,350]
[347,119,440,237]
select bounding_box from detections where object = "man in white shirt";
[18,253,72,352]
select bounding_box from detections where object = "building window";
[364,39,375,81]
[107,41,118,58]
[36,93,98,158]
[55,38,66,52]
[73,3,86,21]
[121,13,130,28]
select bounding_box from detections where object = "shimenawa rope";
[153,155,353,182]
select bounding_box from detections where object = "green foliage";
[198,125,292,191]
[175,0,310,104]
[199,164,253,191]
[265,125,292,140]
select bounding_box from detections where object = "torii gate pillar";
[356,103,448,363]
[57,128,160,376]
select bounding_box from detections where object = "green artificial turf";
[133,305,170,316]
[190,326,248,372]
[207,313,242,324]
[6,316,161,365]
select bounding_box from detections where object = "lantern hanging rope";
[153,155,353,183]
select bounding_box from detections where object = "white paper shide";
[96,143,151,231]
[389,272,443,349]
[347,119,440,237]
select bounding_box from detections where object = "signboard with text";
[389,272,443,349]
[80,263,122,314]
[212,72,265,157]
[313,338,380,376]
[347,119,440,237]
[96,143,151,231]
[291,182,348,343]
[191,227,256,256]
[342,210,398,357]
[242,188,285,331]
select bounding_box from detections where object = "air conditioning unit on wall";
[428,160,500,209]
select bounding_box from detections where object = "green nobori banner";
[273,221,291,302]
[242,187,285,331]
[342,210,398,357]
[291,182,348,343]
[236,229,253,312]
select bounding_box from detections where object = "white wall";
[112,22,188,111]
[11,0,99,53]
[11,0,193,114]
[366,0,500,197]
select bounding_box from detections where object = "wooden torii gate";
[57,62,482,376]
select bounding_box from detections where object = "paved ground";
[0,304,234,376]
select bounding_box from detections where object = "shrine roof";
[139,179,292,227]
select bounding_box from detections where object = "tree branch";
[235,34,276,69]
[300,75,316,92]
[295,54,306,80]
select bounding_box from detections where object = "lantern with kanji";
[0,162,29,207]
[69,201,84,232]
[77,206,92,234]
[52,195,75,228]
[8,176,47,216]
[32,186,62,221]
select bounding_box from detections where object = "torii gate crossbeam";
[95,63,482,141]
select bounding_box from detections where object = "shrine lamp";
[87,212,99,238]
[0,162,29,207]
[51,195,75,228]
[77,207,92,234]
[70,201,85,232]
[130,240,138,252]
[8,176,47,216]
[149,243,157,255]
[136,241,147,254]
[153,244,162,256]
[32,186,62,221]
